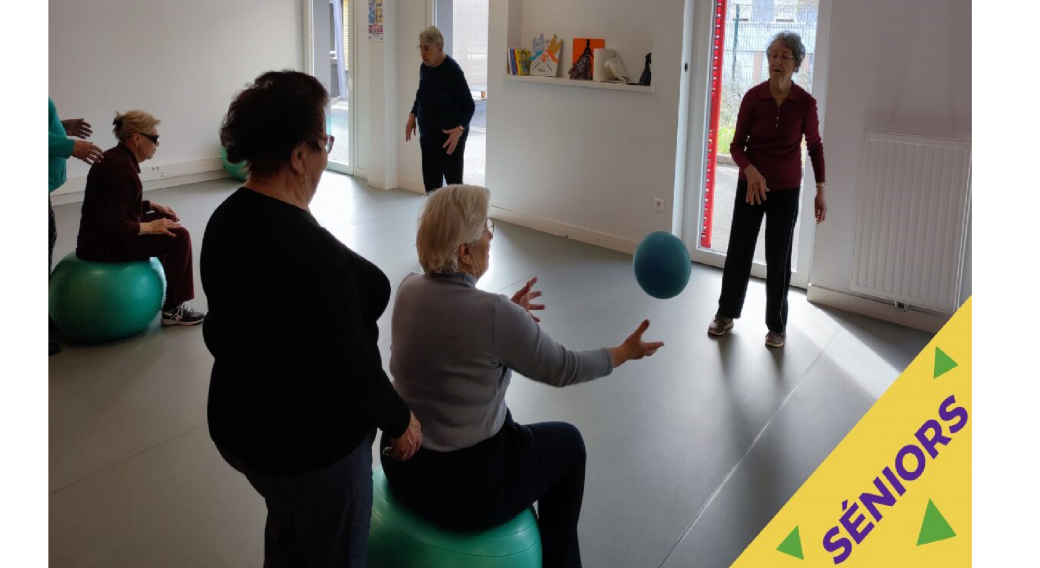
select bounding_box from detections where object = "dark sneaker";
[765,331,786,348]
[708,315,734,336]
[161,304,206,326]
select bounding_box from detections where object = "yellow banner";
[731,298,971,566]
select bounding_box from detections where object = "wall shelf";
[503,74,654,93]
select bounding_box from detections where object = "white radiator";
[851,131,972,314]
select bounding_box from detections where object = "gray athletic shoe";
[765,331,786,348]
[161,303,206,326]
[708,315,734,336]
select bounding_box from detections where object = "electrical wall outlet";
[653,198,665,212]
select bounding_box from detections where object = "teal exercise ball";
[368,467,542,568]
[633,231,692,299]
[49,252,167,342]
[220,145,249,181]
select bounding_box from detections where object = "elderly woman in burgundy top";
[76,110,205,325]
[708,31,826,348]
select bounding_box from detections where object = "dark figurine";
[569,39,594,80]
[638,52,652,86]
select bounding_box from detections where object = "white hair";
[419,26,444,48]
[416,185,490,274]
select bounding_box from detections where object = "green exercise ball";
[368,467,542,568]
[220,145,249,181]
[49,252,167,343]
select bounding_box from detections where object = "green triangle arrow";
[934,348,958,379]
[777,526,804,560]
[917,499,957,545]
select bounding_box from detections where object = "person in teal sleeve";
[49,96,104,355]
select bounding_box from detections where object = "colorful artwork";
[569,38,604,80]
[530,34,563,77]
[506,48,532,75]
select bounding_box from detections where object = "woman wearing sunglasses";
[76,109,205,325]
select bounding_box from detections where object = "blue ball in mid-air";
[633,231,692,299]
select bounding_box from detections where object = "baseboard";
[51,157,227,205]
[398,178,425,194]
[489,205,640,255]
[806,285,951,333]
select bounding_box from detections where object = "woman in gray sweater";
[381,184,663,568]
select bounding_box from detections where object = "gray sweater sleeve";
[493,296,613,387]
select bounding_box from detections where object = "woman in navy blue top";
[405,26,476,192]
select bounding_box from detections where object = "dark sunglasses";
[137,132,160,144]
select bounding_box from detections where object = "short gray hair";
[416,184,490,274]
[768,31,806,71]
[419,26,444,48]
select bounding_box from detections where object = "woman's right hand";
[139,218,181,237]
[744,166,769,205]
[405,113,417,142]
[72,139,104,165]
[388,411,422,461]
[610,319,664,367]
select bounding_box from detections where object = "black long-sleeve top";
[201,189,410,476]
[410,55,475,137]
[76,144,152,260]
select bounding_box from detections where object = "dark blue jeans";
[718,180,801,333]
[217,431,375,568]
[380,412,586,568]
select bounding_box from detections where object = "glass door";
[436,0,489,187]
[688,0,822,288]
[309,0,355,174]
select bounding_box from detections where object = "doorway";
[309,0,355,175]
[436,0,489,187]
[685,0,825,288]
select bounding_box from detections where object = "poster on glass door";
[368,0,383,41]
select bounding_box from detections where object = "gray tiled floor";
[49,173,932,568]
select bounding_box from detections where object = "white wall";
[483,0,685,249]
[808,0,972,311]
[396,1,429,192]
[49,0,303,195]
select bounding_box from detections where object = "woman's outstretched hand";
[511,277,545,323]
[610,319,664,367]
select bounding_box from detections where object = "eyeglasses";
[485,218,495,237]
[318,134,335,153]
[138,132,160,144]
[767,52,793,61]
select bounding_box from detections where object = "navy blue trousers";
[217,431,375,568]
[419,129,468,192]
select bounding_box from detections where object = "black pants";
[419,129,468,192]
[380,412,586,568]
[718,180,801,333]
[77,211,195,309]
[217,432,375,568]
